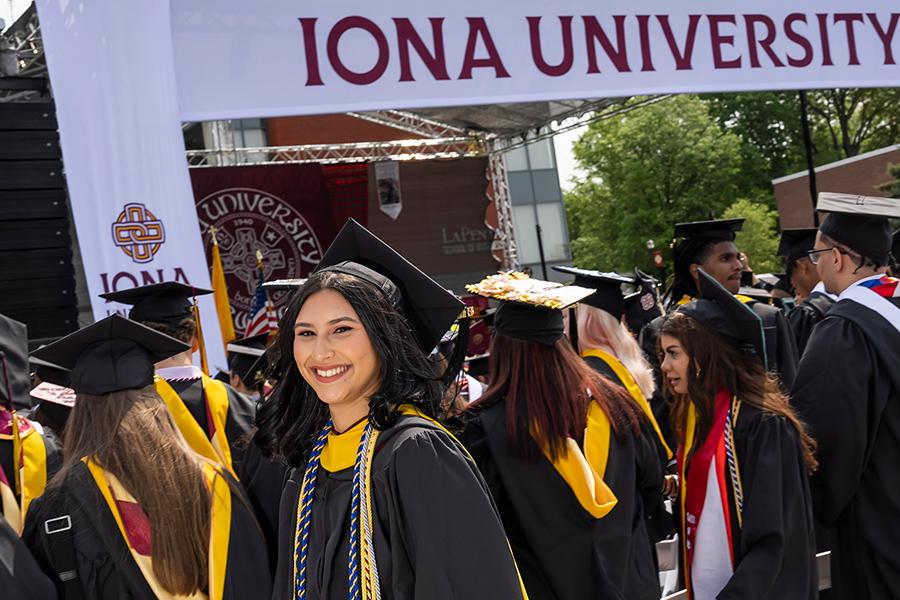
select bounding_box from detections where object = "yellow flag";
[210,229,236,350]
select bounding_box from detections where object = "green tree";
[565,95,742,272]
[879,163,900,198]
[723,199,781,274]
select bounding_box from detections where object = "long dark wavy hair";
[470,331,642,462]
[254,270,446,467]
[659,312,817,472]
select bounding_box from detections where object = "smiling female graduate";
[658,271,817,600]
[255,219,527,600]
[22,315,271,600]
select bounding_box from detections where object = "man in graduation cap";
[0,313,61,536]
[792,193,900,599]
[640,219,800,449]
[779,228,837,355]
[100,282,285,574]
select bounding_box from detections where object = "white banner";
[171,0,900,121]
[36,0,225,368]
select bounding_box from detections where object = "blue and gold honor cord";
[293,420,382,600]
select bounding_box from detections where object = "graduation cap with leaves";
[31,315,189,396]
[677,270,767,369]
[466,272,594,346]
[0,313,31,410]
[624,269,663,334]
[817,192,900,266]
[315,219,464,354]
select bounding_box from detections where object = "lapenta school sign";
[172,1,900,121]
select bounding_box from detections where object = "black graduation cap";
[29,355,71,388]
[624,269,663,333]
[817,192,900,266]
[100,282,213,327]
[30,315,190,396]
[673,218,744,242]
[315,219,463,353]
[738,286,773,303]
[891,230,900,266]
[465,352,490,379]
[677,270,767,369]
[227,333,269,383]
[778,228,818,270]
[0,313,31,409]
[552,265,633,318]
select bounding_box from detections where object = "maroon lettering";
[173,268,191,285]
[817,14,834,66]
[459,17,510,79]
[745,14,784,68]
[708,15,742,69]
[527,16,575,76]
[100,272,112,295]
[326,16,389,85]
[866,13,900,65]
[394,17,450,82]
[298,18,324,86]
[112,271,138,291]
[583,15,631,73]
[636,15,655,72]
[834,13,864,65]
[784,14,813,67]
[140,269,165,286]
[657,15,701,70]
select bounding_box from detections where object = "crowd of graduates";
[1,191,899,600]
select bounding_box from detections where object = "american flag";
[245,267,277,338]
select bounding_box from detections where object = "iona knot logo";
[111,203,166,264]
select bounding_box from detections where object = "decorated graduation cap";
[624,268,663,334]
[552,265,633,319]
[778,228,818,272]
[817,192,900,266]
[466,272,594,346]
[0,313,31,409]
[677,270,767,369]
[227,333,269,384]
[314,219,464,353]
[31,315,189,396]
[100,282,213,327]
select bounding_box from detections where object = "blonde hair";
[576,304,656,399]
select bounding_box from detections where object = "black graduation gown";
[582,354,674,545]
[787,292,835,357]
[638,319,677,455]
[744,300,799,390]
[464,400,660,600]
[791,297,900,599]
[683,403,817,599]
[272,414,525,600]
[0,516,57,600]
[22,461,271,599]
[168,377,287,574]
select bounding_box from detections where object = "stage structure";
[24,0,899,368]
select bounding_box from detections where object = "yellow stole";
[154,375,236,479]
[84,458,231,600]
[581,349,674,460]
[0,412,48,533]
[678,293,754,305]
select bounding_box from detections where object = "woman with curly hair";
[256,220,525,600]
[658,270,817,599]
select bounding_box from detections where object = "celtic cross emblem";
[111,203,166,264]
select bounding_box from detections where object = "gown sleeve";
[787,304,817,357]
[791,317,875,525]
[635,420,672,543]
[6,504,58,600]
[386,427,526,600]
[718,413,816,599]
[770,307,800,390]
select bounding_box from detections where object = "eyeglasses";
[806,247,848,265]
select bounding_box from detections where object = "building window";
[232,118,268,148]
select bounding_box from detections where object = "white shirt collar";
[156,365,203,382]
[811,281,838,300]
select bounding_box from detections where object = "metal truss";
[186,137,483,167]
[346,109,468,139]
[0,5,47,102]
[486,149,519,271]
